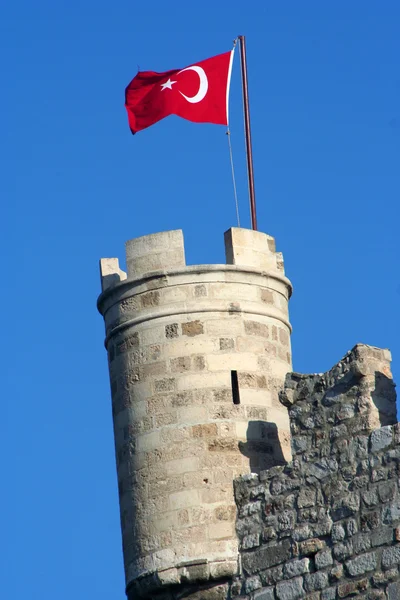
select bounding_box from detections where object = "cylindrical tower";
[97,227,293,599]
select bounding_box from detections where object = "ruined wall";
[232,344,399,600]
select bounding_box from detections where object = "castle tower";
[97,227,293,599]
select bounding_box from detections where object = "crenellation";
[125,229,186,279]
[224,228,282,273]
[99,257,127,291]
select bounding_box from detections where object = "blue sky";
[3,2,399,598]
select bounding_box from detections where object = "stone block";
[241,533,260,549]
[164,457,199,476]
[337,578,369,598]
[352,534,371,554]
[136,430,160,453]
[360,510,380,531]
[194,284,207,297]
[220,337,235,350]
[382,545,400,569]
[224,228,280,271]
[241,540,291,574]
[125,229,185,278]
[276,577,304,599]
[209,560,238,580]
[177,372,229,391]
[115,332,139,355]
[253,588,275,600]
[371,527,394,547]
[299,538,325,555]
[244,575,262,593]
[388,581,400,600]
[154,377,176,393]
[177,406,208,424]
[170,356,192,373]
[205,318,244,336]
[208,353,258,372]
[345,551,377,576]
[321,588,336,600]
[315,550,333,570]
[283,558,310,578]
[370,426,393,452]
[99,257,127,291]
[378,481,396,503]
[208,521,235,540]
[191,423,218,438]
[165,323,179,338]
[182,320,204,337]
[140,290,160,307]
[382,501,400,525]
[304,571,329,592]
[244,320,270,338]
[237,335,266,353]
[169,489,200,511]
[297,487,316,509]
[261,289,274,304]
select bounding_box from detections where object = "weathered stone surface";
[181,320,204,337]
[337,578,369,597]
[244,575,262,593]
[232,346,399,600]
[382,545,400,569]
[276,577,304,599]
[331,524,346,543]
[321,587,336,600]
[304,571,329,592]
[300,538,325,555]
[388,581,400,599]
[371,527,393,547]
[370,426,393,452]
[283,558,309,579]
[165,323,179,338]
[253,588,275,600]
[314,549,333,570]
[241,540,291,574]
[345,551,377,576]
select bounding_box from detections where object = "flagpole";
[238,35,257,231]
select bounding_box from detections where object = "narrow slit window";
[231,370,240,405]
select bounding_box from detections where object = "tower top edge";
[99,227,287,293]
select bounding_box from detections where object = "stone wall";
[232,344,399,600]
[98,228,399,600]
[98,228,294,598]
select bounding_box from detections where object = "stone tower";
[97,227,293,599]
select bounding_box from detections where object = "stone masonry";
[98,229,399,600]
[98,228,294,598]
[232,344,399,600]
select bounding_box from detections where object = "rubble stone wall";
[232,344,399,600]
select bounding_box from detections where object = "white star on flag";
[160,78,177,91]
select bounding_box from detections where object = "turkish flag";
[125,51,234,134]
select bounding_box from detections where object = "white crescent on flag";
[177,66,208,103]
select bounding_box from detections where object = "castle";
[97,227,399,600]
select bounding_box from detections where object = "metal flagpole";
[238,35,258,231]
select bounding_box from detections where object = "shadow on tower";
[238,421,287,474]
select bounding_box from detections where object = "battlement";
[99,228,287,292]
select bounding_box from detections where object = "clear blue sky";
[3,2,399,598]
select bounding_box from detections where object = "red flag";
[125,51,234,134]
